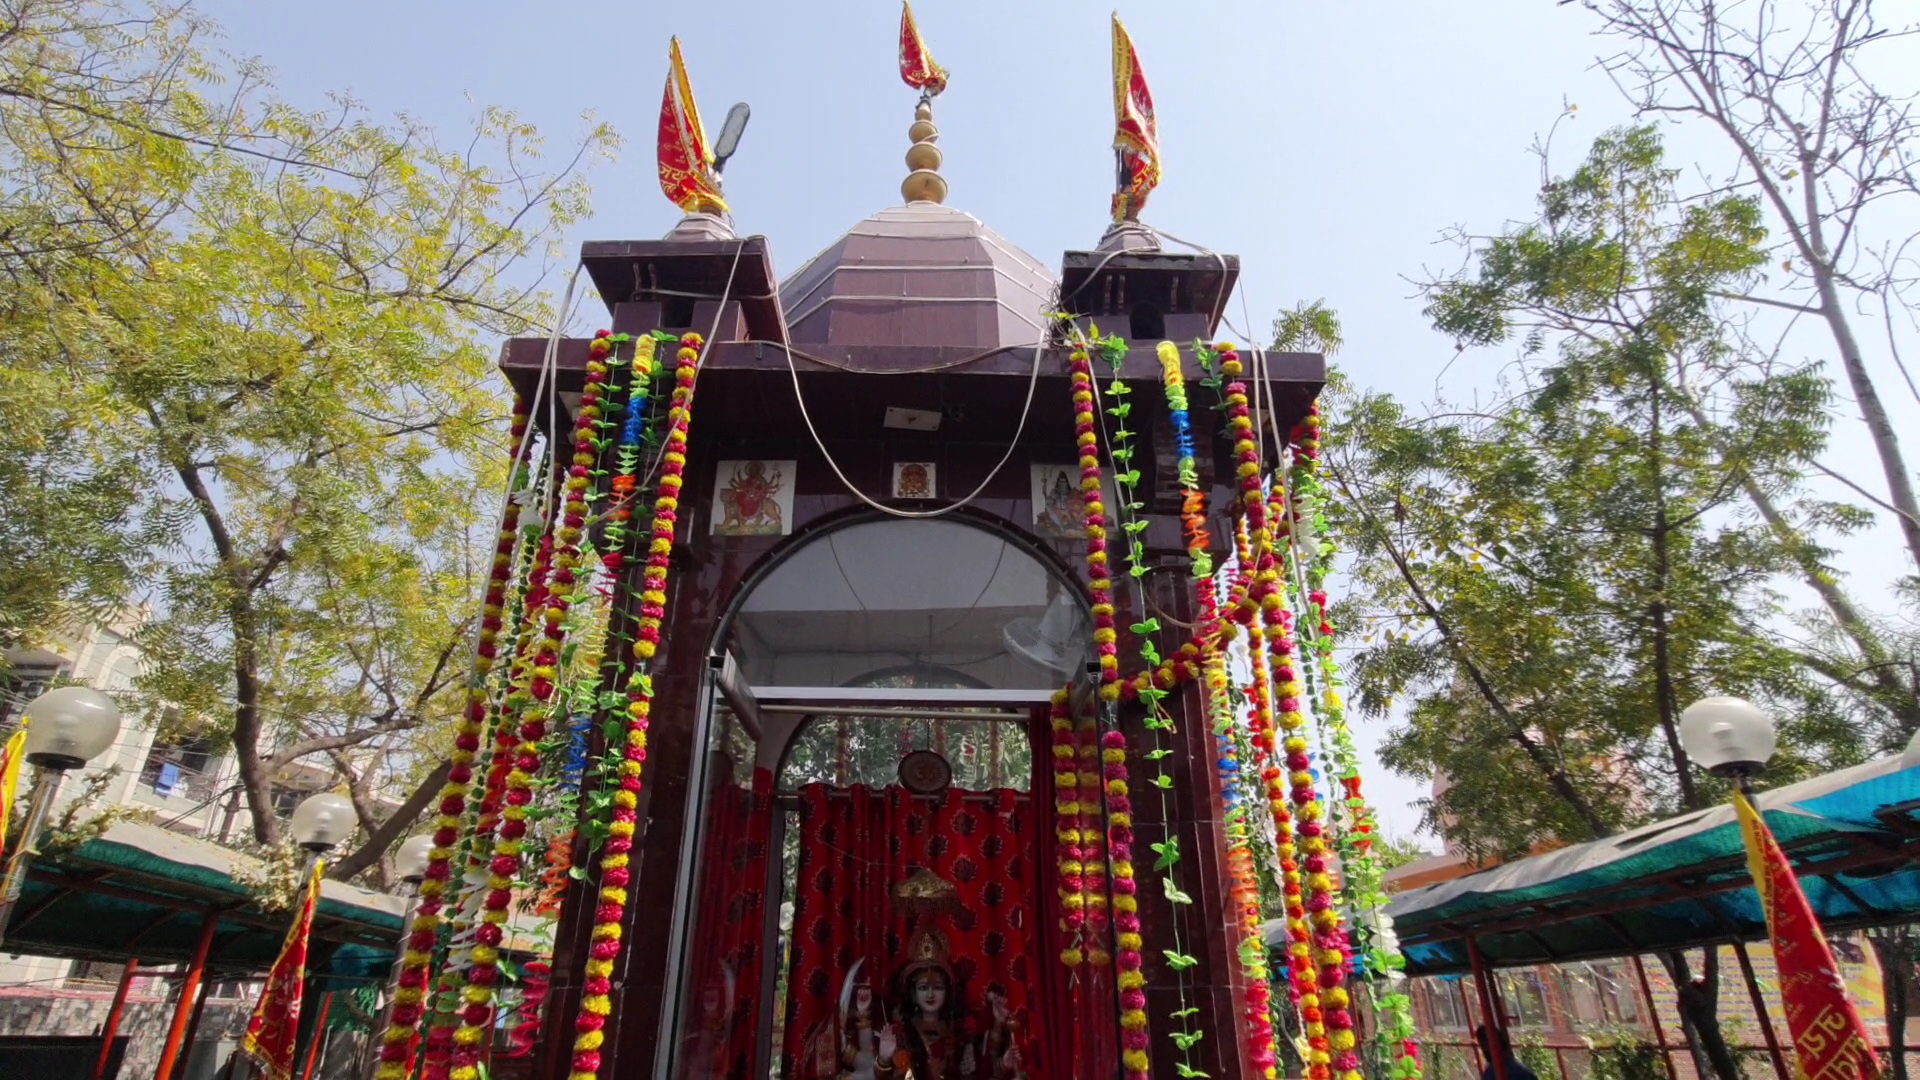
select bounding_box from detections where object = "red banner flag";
[898,2,948,97]
[242,859,323,1080]
[1734,790,1882,1080]
[1111,14,1161,222]
[658,37,728,216]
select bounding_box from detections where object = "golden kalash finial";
[897,2,949,205]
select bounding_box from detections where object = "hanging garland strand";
[1288,406,1420,1080]
[446,336,616,1080]
[1066,336,1114,968]
[1050,687,1091,966]
[1160,342,1278,1079]
[567,331,704,1080]
[1214,343,1322,1074]
[375,399,533,1080]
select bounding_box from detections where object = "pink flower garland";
[566,331,704,1080]
[1070,341,1120,697]
[375,400,531,1080]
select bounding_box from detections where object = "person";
[1475,1024,1539,1080]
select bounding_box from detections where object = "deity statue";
[677,961,740,1079]
[803,960,897,1080]
[888,926,976,1080]
[975,982,1027,1080]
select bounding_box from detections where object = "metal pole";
[368,883,424,1080]
[1733,939,1790,1080]
[1458,979,1486,1071]
[298,990,333,1080]
[1465,937,1510,1080]
[93,957,140,1080]
[0,766,67,948]
[153,907,220,1080]
[1629,955,1679,1080]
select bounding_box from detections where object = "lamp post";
[289,792,353,868]
[0,686,124,948]
[366,834,435,1077]
[1678,695,1777,795]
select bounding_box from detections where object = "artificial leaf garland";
[376,399,533,1080]
[447,334,616,1080]
[568,331,705,1080]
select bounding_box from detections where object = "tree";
[1579,0,1920,581]
[1331,125,1874,1080]
[0,0,615,862]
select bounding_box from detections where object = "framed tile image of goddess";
[711,460,796,536]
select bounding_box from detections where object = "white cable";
[769,262,1046,520]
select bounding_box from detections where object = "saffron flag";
[1110,14,1161,222]
[1733,790,1882,1080]
[242,859,323,1080]
[898,2,948,96]
[658,37,728,215]
[0,728,26,864]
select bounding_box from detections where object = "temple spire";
[897,2,949,205]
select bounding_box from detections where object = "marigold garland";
[446,334,616,1080]
[1070,340,1120,697]
[1103,727,1150,1080]
[375,399,532,1080]
[1050,688,1089,967]
[566,331,705,1080]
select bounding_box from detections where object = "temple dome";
[778,203,1057,351]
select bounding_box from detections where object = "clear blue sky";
[194,0,1886,847]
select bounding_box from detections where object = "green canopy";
[1384,756,1920,975]
[7,820,407,988]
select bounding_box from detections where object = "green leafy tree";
[0,0,615,865]
[1331,125,1877,1080]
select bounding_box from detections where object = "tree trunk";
[1868,927,1913,1080]
[1662,950,1743,1080]
[1811,232,1920,575]
[1646,377,1699,810]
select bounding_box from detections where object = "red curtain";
[781,784,1043,1077]
[672,765,773,1080]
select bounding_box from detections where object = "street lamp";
[1679,695,1777,792]
[0,687,124,948]
[393,834,435,887]
[290,792,354,857]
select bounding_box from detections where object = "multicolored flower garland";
[567,331,705,1080]
[446,334,616,1080]
[1162,342,1277,1078]
[375,399,533,1080]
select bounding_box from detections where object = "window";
[140,736,221,803]
[780,713,1031,793]
[726,518,1089,693]
[1500,969,1553,1027]
[1420,976,1473,1030]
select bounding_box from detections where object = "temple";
[380,13,1363,1080]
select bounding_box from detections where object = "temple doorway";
[661,515,1113,1080]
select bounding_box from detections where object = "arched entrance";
[661,515,1093,1080]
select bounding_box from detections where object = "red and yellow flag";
[658,37,728,216]
[1734,790,1882,1080]
[1111,14,1161,222]
[898,2,948,97]
[0,728,28,865]
[242,859,323,1080]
